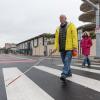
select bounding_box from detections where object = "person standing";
[51,15,78,81]
[80,31,92,68]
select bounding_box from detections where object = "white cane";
[6,49,57,87]
[6,56,49,87]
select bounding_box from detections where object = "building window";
[38,37,43,46]
[34,39,38,47]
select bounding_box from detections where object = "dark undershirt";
[59,22,67,52]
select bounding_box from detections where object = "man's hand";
[49,49,57,56]
[72,48,78,57]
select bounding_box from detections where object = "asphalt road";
[0,54,100,100]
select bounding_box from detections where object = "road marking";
[0,60,35,64]
[9,55,34,60]
[58,64,100,75]
[33,65,100,92]
[72,63,100,68]
[71,65,100,74]
[3,67,54,100]
[88,64,100,68]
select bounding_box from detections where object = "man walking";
[52,15,78,81]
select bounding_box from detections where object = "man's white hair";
[60,14,67,19]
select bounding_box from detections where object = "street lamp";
[82,0,100,58]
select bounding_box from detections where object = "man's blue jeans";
[60,51,72,76]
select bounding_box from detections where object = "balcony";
[79,10,95,22]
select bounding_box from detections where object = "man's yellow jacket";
[54,23,78,51]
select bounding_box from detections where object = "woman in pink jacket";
[81,31,92,68]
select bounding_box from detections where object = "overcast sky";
[0,0,84,47]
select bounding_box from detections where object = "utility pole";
[44,37,48,56]
[82,0,100,57]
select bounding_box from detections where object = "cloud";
[0,0,83,47]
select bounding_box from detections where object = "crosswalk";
[33,65,100,92]
[58,64,100,74]
[2,63,100,100]
[3,67,54,100]
[71,63,100,68]
[0,54,35,64]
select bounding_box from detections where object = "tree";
[90,32,96,39]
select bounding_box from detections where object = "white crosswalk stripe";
[70,63,100,68]
[58,64,100,74]
[91,64,100,68]
[3,67,54,100]
[33,65,100,92]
